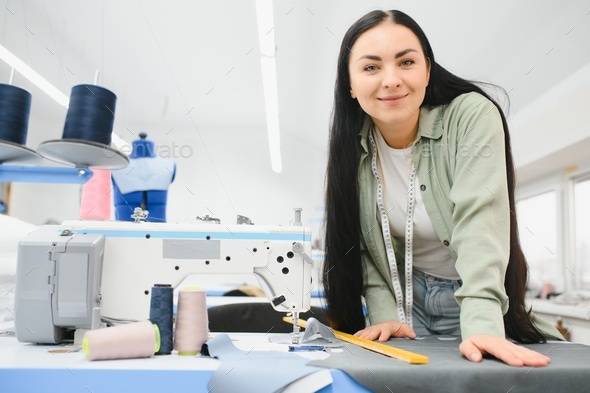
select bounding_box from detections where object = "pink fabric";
[79,169,112,220]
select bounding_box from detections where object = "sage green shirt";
[357,92,563,340]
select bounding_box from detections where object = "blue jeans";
[409,269,462,336]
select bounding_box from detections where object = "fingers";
[504,345,550,367]
[461,336,551,367]
[355,325,389,341]
[392,323,416,340]
[378,329,392,342]
[459,340,483,363]
[354,321,416,341]
[354,327,380,341]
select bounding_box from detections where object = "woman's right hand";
[354,320,416,342]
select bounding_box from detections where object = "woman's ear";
[350,89,356,99]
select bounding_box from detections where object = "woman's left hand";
[459,335,551,367]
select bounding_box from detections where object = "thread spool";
[174,288,209,355]
[83,320,160,361]
[149,284,174,355]
[36,84,128,169]
[63,84,116,145]
[0,83,31,145]
[0,84,41,165]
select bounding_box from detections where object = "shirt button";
[420,184,426,191]
[443,240,450,246]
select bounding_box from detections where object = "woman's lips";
[378,94,408,105]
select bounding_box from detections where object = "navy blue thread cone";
[0,83,31,145]
[0,84,42,165]
[149,284,174,355]
[62,84,116,145]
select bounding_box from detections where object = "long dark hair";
[323,9,545,343]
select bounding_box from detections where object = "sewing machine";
[14,218,313,344]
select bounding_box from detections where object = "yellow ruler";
[283,317,428,364]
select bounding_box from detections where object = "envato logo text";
[404,143,495,159]
[104,142,194,159]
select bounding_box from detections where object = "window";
[573,177,590,290]
[517,191,561,295]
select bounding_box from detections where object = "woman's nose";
[382,67,402,90]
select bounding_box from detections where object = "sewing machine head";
[15,219,313,344]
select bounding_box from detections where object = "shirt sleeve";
[361,239,400,325]
[446,93,510,340]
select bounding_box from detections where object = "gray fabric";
[202,334,325,393]
[308,336,590,393]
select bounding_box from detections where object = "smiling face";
[349,22,431,147]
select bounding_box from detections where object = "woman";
[322,9,564,367]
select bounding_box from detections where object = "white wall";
[511,61,590,175]
[163,123,327,232]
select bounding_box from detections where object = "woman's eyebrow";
[356,54,382,62]
[394,48,418,58]
[356,48,418,62]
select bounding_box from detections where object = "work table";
[2,329,590,393]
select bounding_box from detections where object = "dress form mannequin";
[111,133,176,222]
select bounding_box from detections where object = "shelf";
[0,165,94,184]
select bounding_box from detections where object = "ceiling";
[1,0,590,198]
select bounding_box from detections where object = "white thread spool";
[83,320,160,361]
[174,288,208,355]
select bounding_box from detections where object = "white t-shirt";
[373,128,459,280]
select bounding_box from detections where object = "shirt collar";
[358,104,444,153]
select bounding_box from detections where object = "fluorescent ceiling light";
[255,0,276,57]
[260,57,282,173]
[0,43,69,107]
[255,0,282,173]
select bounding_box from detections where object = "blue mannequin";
[111,133,176,222]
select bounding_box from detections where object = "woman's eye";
[364,65,378,72]
[401,59,415,67]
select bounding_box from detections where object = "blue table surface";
[0,335,369,393]
[3,369,370,393]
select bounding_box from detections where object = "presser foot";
[290,312,301,344]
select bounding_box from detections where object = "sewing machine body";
[15,220,313,344]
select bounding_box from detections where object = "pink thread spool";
[174,288,209,355]
[83,320,160,361]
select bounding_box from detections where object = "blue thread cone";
[63,84,116,145]
[0,84,31,145]
[149,284,174,355]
